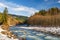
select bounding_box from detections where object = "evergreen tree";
[3,7,8,24]
[39,10,46,16]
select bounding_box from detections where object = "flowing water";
[10,26,60,40]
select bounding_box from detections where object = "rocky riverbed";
[10,26,60,40]
[0,26,18,40]
[20,27,60,36]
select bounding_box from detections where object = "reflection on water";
[10,26,60,40]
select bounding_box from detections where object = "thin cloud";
[13,6,38,14]
[0,1,39,16]
[0,3,8,8]
[44,0,48,1]
[58,0,60,3]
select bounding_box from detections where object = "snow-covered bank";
[20,27,60,35]
[0,26,18,40]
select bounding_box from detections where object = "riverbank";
[0,25,19,40]
[20,27,60,37]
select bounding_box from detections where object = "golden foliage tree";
[27,7,60,27]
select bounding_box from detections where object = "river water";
[10,26,60,40]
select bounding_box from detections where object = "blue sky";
[0,0,60,17]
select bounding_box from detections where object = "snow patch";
[0,26,19,40]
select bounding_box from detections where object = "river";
[10,26,60,40]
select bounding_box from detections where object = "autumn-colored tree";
[27,7,60,27]
[48,7,59,15]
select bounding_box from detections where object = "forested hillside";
[27,7,60,27]
[0,8,28,26]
